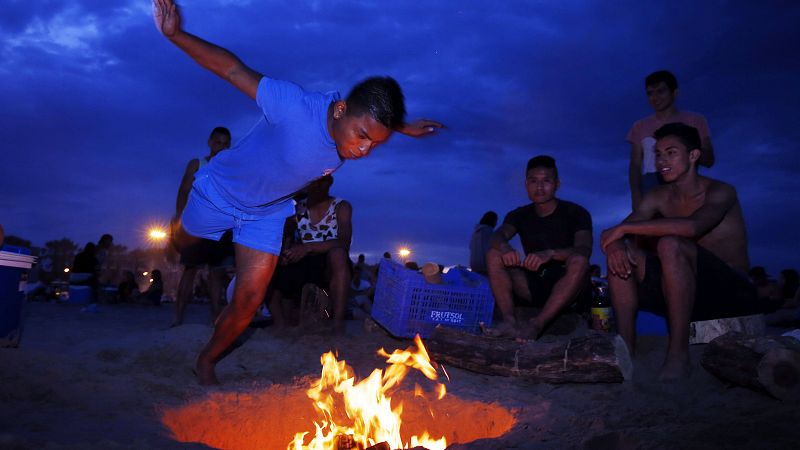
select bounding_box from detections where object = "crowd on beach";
[3,0,798,388]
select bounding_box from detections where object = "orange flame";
[288,335,447,450]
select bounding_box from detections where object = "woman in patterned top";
[267,175,353,331]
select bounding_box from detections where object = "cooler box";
[0,246,37,347]
[371,260,494,338]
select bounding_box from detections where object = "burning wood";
[289,335,448,450]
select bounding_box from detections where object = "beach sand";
[1,301,798,449]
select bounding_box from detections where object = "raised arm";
[153,0,262,99]
[395,119,445,138]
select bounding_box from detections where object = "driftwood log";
[426,326,632,383]
[689,314,765,344]
[701,331,800,400]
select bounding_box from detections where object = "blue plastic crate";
[372,260,494,338]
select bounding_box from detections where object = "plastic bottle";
[590,282,612,332]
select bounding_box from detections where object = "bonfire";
[288,335,448,450]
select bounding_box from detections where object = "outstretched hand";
[153,0,181,37]
[398,119,445,138]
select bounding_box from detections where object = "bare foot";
[481,321,518,339]
[195,358,220,386]
[658,356,690,381]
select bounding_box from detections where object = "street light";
[398,247,411,261]
[145,223,169,247]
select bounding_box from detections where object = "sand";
[1,301,799,449]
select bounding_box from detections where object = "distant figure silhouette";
[117,270,139,303]
[143,270,164,306]
[171,127,234,327]
[469,211,497,275]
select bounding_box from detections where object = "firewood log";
[701,331,800,400]
[426,326,631,383]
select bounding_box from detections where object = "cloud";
[2,0,799,275]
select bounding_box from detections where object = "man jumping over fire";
[153,0,443,385]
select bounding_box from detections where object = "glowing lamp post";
[398,247,411,262]
[146,226,169,248]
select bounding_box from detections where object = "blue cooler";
[0,245,37,347]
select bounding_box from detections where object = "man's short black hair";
[346,76,406,129]
[526,155,558,178]
[653,122,702,153]
[210,127,231,139]
[645,70,678,91]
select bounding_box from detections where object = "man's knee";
[231,287,264,313]
[657,236,695,263]
[565,253,589,274]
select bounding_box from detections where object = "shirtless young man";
[153,0,442,384]
[601,122,757,380]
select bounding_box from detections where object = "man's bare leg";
[486,248,531,336]
[207,266,227,323]
[195,244,277,385]
[607,243,646,356]
[657,236,697,381]
[173,266,198,327]
[326,247,351,332]
[527,254,590,340]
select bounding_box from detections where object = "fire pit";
[162,336,516,449]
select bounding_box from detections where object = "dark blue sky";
[2,1,798,274]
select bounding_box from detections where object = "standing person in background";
[143,270,164,306]
[171,127,235,327]
[469,211,497,275]
[153,0,442,385]
[627,70,714,210]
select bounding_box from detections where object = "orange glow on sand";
[161,336,516,450]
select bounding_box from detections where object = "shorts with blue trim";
[181,171,295,256]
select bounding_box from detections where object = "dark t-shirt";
[503,200,592,255]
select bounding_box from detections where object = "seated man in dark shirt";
[486,155,593,340]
